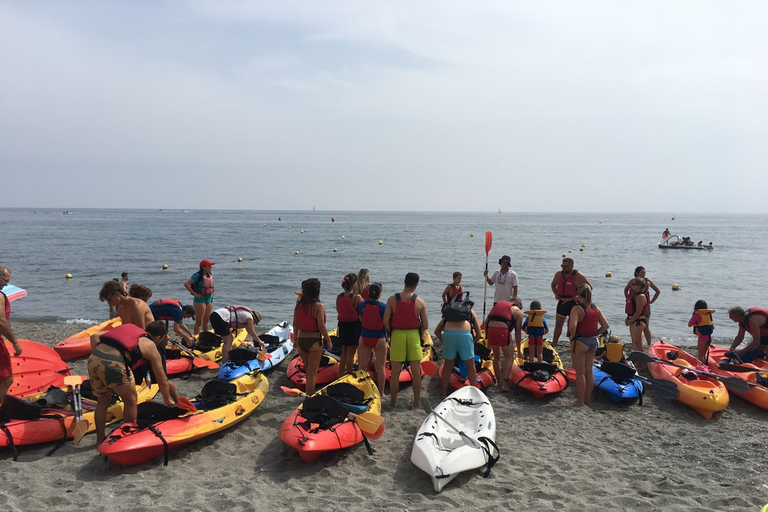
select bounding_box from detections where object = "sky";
[1,1,766,213]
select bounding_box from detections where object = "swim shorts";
[193,294,214,304]
[361,336,383,349]
[556,299,577,317]
[390,329,423,362]
[337,321,361,347]
[210,312,231,337]
[573,336,598,352]
[526,327,545,338]
[87,350,135,398]
[442,330,474,361]
[486,326,510,347]
[528,336,544,347]
[0,340,12,379]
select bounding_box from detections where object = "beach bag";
[441,292,473,322]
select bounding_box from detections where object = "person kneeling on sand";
[88,321,175,446]
[384,272,428,409]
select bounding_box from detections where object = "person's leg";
[0,375,13,405]
[357,343,373,374]
[202,302,213,331]
[193,302,205,334]
[304,342,324,395]
[409,359,422,409]
[221,333,235,363]
[501,346,515,390]
[552,314,566,347]
[373,339,388,397]
[491,347,502,388]
[584,348,596,405]
[440,358,455,397]
[389,362,402,407]
[572,342,588,406]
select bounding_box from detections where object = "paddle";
[176,396,198,413]
[166,338,219,369]
[420,360,439,378]
[482,231,492,321]
[627,351,750,394]
[323,349,341,361]
[420,397,482,449]
[280,386,384,436]
[717,363,768,373]
[256,347,272,361]
[634,374,680,399]
[64,375,88,446]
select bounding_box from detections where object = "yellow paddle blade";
[352,411,384,435]
[63,375,84,387]
[281,385,306,397]
[73,419,89,446]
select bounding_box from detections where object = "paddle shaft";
[482,231,492,321]
[167,338,218,368]
[634,374,679,399]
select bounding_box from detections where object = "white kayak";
[410,386,499,493]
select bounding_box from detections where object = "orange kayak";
[707,344,768,410]
[54,317,122,360]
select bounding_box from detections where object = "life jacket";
[361,287,370,301]
[575,305,600,337]
[556,271,578,298]
[150,299,182,322]
[295,303,320,332]
[391,293,420,330]
[336,293,359,322]
[360,300,385,332]
[98,323,149,370]
[692,309,715,335]
[743,308,768,336]
[0,292,8,341]
[625,291,649,316]
[446,284,463,301]
[227,305,252,329]
[194,272,214,295]
[524,309,547,328]
[488,302,514,328]
[605,341,625,363]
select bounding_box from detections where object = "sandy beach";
[2,321,767,512]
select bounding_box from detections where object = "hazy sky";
[2,2,766,212]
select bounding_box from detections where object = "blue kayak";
[218,322,294,381]
[593,362,644,403]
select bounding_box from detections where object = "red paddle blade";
[485,231,493,255]
[564,368,577,382]
[420,360,439,378]
[176,397,197,413]
[281,385,305,397]
[365,423,386,440]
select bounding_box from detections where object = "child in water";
[522,300,549,363]
[441,272,463,304]
[688,300,715,361]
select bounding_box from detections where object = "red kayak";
[367,331,436,384]
[509,338,568,399]
[286,353,340,389]
[6,339,73,397]
[54,318,122,360]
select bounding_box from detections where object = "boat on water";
[658,235,712,250]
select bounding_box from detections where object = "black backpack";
[441,291,473,322]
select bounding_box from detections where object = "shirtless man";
[383,272,428,409]
[728,307,768,360]
[109,272,130,318]
[99,280,154,328]
[550,258,591,347]
[0,265,22,407]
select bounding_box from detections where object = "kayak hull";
[54,318,122,360]
[708,344,768,410]
[6,339,73,397]
[510,338,568,399]
[218,323,293,380]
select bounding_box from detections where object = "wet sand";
[2,321,767,512]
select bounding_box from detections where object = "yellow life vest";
[524,310,547,328]
[694,309,715,327]
[605,341,625,363]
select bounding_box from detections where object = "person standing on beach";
[149,299,196,347]
[568,284,609,407]
[484,255,518,304]
[624,278,649,353]
[0,265,22,407]
[384,272,429,409]
[727,306,768,360]
[99,280,154,328]
[484,298,523,392]
[434,298,482,398]
[356,268,371,301]
[109,272,130,318]
[623,266,660,347]
[88,321,175,446]
[441,272,463,304]
[336,273,362,376]
[550,258,591,347]
[357,282,388,395]
[184,259,215,335]
[209,306,265,363]
[293,278,333,395]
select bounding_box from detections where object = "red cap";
[199,259,215,267]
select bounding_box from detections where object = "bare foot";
[390,400,397,408]
[571,400,585,407]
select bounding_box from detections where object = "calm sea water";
[2,208,766,350]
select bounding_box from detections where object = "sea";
[1,208,766,351]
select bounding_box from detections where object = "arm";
[417,298,429,332]
[551,273,560,299]
[184,276,202,300]
[90,333,102,351]
[597,308,609,335]
[737,317,764,355]
[647,279,661,304]
[688,314,701,328]
[577,272,593,290]
[383,298,395,334]
[441,285,451,304]
[315,303,332,349]
[484,270,495,286]
[0,300,20,355]
[624,295,647,326]
[568,307,582,340]
[471,311,482,342]
[543,318,549,334]
[433,318,445,340]
[245,318,265,348]
[730,326,746,351]
[623,280,632,299]
[512,285,518,299]
[513,310,523,353]
[178,320,195,341]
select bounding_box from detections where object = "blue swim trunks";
[442,330,475,361]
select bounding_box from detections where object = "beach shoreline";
[2,321,767,512]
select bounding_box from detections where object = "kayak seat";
[324,382,367,407]
[600,362,637,383]
[260,334,280,350]
[195,332,222,351]
[196,380,238,410]
[136,401,186,424]
[1,395,42,421]
[299,395,350,431]
[227,348,259,365]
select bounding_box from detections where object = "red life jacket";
[361,301,385,332]
[0,292,9,341]
[743,308,768,336]
[336,293,359,322]
[151,299,181,321]
[391,293,421,330]
[625,291,649,316]
[556,271,578,298]
[98,324,149,370]
[576,305,600,337]
[194,272,214,295]
[295,303,320,332]
[227,305,252,329]
[446,284,463,301]
[488,301,514,327]
[361,287,370,301]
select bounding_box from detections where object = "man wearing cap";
[209,305,265,363]
[184,259,215,335]
[149,299,196,347]
[484,255,519,304]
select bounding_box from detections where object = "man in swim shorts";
[550,258,591,347]
[434,300,482,397]
[0,265,22,408]
[384,272,428,409]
